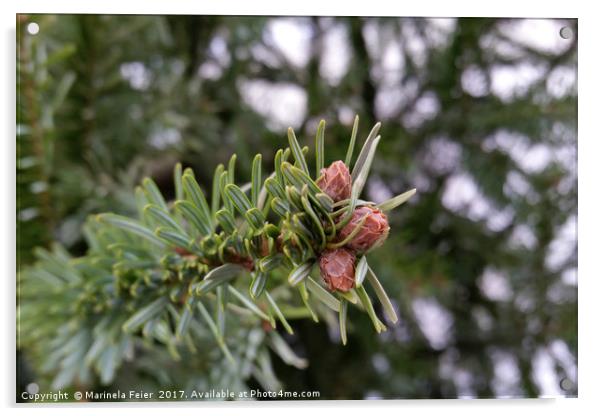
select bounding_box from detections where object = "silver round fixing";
[559,26,573,40]
[26,382,39,394]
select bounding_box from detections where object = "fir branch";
[19,117,415,388]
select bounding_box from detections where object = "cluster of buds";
[317,161,390,292]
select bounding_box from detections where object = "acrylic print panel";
[16,14,577,402]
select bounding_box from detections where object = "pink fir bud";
[316,160,352,202]
[319,248,356,292]
[338,206,390,252]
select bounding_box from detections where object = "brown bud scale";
[319,247,356,292]
[338,206,390,252]
[316,160,352,202]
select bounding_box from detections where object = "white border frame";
[3,1,598,415]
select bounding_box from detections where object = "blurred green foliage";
[17,14,576,399]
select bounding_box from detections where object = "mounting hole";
[559,377,575,392]
[26,22,39,35]
[559,26,573,40]
[26,382,39,394]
